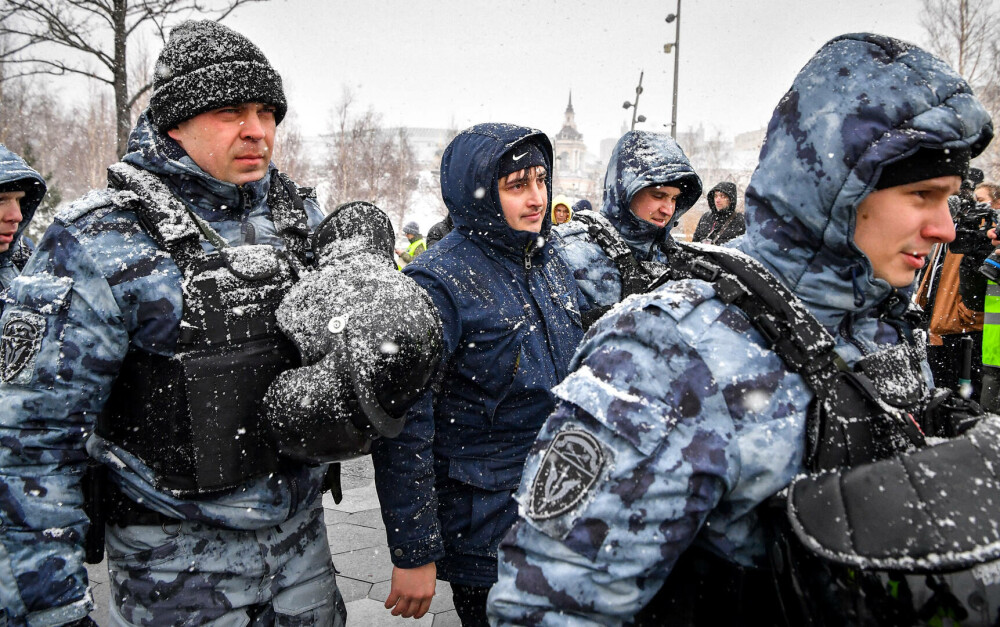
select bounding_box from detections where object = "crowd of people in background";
[3,20,1000,627]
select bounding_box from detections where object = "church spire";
[563,90,576,129]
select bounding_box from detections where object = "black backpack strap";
[267,170,313,266]
[571,210,652,298]
[657,242,837,377]
[664,242,925,468]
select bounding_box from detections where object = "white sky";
[219,0,926,148]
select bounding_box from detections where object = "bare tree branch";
[920,0,1000,179]
[3,56,111,83]
[1,0,273,157]
[126,79,154,108]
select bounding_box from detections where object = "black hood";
[708,181,737,215]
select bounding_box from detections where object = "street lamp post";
[622,70,647,132]
[665,0,681,139]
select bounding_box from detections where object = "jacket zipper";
[238,186,254,245]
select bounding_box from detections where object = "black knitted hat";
[875,146,970,190]
[149,20,287,131]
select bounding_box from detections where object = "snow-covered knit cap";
[403,221,421,236]
[149,20,287,131]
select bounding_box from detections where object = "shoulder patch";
[528,428,609,520]
[1,311,44,384]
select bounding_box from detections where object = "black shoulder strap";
[571,210,652,298]
[267,171,313,266]
[706,212,738,244]
[658,241,926,469]
[663,241,841,387]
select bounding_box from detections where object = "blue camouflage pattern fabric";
[0,113,341,626]
[552,131,701,310]
[0,144,46,293]
[372,123,586,587]
[488,33,993,625]
[105,501,344,626]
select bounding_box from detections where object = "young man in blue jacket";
[489,34,994,626]
[372,123,585,626]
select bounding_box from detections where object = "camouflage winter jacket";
[0,114,327,626]
[0,144,45,294]
[553,131,701,311]
[489,33,993,626]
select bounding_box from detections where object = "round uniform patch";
[1,313,44,384]
[528,429,607,520]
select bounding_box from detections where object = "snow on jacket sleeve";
[488,279,808,626]
[371,264,460,569]
[551,223,624,313]
[488,295,735,625]
[0,220,127,626]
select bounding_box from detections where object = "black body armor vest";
[97,163,312,495]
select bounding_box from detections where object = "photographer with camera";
[919,170,988,397]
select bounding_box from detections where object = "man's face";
[554,204,570,224]
[498,166,547,232]
[853,175,960,288]
[713,191,730,211]
[0,190,25,253]
[167,102,276,185]
[630,185,682,228]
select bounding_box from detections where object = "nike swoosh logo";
[512,151,528,161]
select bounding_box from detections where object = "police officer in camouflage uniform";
[0,21,346,626]
[0,144,46,294]
[488,33,993,626]
[552,130,701,315]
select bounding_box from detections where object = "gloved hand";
[265,202,443,464]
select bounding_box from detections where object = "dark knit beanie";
[875,147,970,190]
[498,140,547,179]
[149,20,287,132]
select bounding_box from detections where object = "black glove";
[920,388,982,438]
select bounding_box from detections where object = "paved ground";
[87,457,458,626]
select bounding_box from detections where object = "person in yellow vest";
[972,183,1000,410]
[396,220,427,268]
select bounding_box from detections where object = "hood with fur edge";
[739,33,993,330]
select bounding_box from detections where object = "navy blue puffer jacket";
[373,123,585,586]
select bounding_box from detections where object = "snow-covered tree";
[0,0,268,158]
